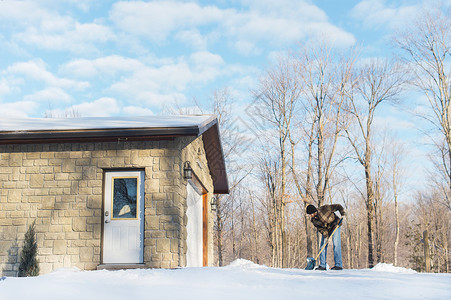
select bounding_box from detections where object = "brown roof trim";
[0,126,200,142]
[0,135,177,145]
[202,123,229,194]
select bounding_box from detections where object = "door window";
[112,177,138,219]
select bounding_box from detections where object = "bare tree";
[288,42,356,259]
[408,189,450,272]
[344,58,406,267]
[373,150,388,264]
[298,44,352,207]
[206,88,252,266]
[386,137,407,266]
[394,7,451,210]
[252,54,301,267]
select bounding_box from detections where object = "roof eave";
[202,123,229,194]
[0,126,200,144]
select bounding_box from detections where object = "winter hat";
[306,204,317,214]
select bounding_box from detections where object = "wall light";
[183,161,192,180]
[210,197,217,212]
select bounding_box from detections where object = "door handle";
[105,211,110,223]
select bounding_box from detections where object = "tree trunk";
[347,232,352,269]
[394,193,400,266]
[366,207,375,268]
[251,195,259,264]
[364,121,375,268]
[423,230,431,272]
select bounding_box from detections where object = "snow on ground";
[1,260,450,300]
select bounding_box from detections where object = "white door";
[186,181,203,267]
[103,171,144,264]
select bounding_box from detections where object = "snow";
[1,260,450,300]
[371,262,417,274]
[0,115,215,132]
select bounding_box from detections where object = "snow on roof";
[0,115,216,132]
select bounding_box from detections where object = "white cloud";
[0,1,54,26]
[175,30,209,50]
[223,0,356,53]
[0,79,12,98]
[374,114,415,132]
[0,101,40,118]
[15,22,115,54]
[189,51,225,83]
[233,40,261,56]
[224,13,304,46]
[110,1,225,43]
[123,106,154,116]
[109,61,193,101]
[7,60,89,90]
[135,91,187,108]
[61,55,144,78]
[350,0,421,30]
[109,0,355,54]
[304,23,357,48]
[0,1,114,54]
[190,51,224,67]
[65,97,120,117]
[107,51,230,105]
[23,87,73,103]
[23,0,95,13]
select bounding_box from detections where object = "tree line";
[211,7,450,272]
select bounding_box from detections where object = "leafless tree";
[206,88,252,266]
[386,137,407,266]
[288,42,356,257]
[252,54,301,267]
[408,189,450,272]
[394,7,451,210]
[344,58,406,267]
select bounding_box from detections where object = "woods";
[211,7,450,272]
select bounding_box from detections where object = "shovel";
[305,219,342,270]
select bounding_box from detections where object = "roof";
[0,115,229,194]
[0,115,216,134]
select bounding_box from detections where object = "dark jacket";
[310,204,345,237]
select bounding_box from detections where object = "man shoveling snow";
[306,204,345,271]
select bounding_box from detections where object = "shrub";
[18,221,40,277]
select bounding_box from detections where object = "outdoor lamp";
[210,197,217,212]
[183,161,192,180]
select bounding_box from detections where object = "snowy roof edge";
[0,115,216,133]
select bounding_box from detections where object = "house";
[0,115,228,276]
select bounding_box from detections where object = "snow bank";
[371,263,417,274]
[224,259,266,269]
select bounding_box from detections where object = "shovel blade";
[305,257,316,270]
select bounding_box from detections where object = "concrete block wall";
[0,136,214,276]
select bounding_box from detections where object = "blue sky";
[1,0,450,196]
[1,0,446,119]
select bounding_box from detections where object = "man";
[306,203,345,270]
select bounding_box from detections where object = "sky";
[0,0,449,196]
[1,259,450,300]
[1,0,447,118]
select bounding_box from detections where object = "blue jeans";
[319,226,342,268]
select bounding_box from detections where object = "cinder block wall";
[0,136,214,276]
